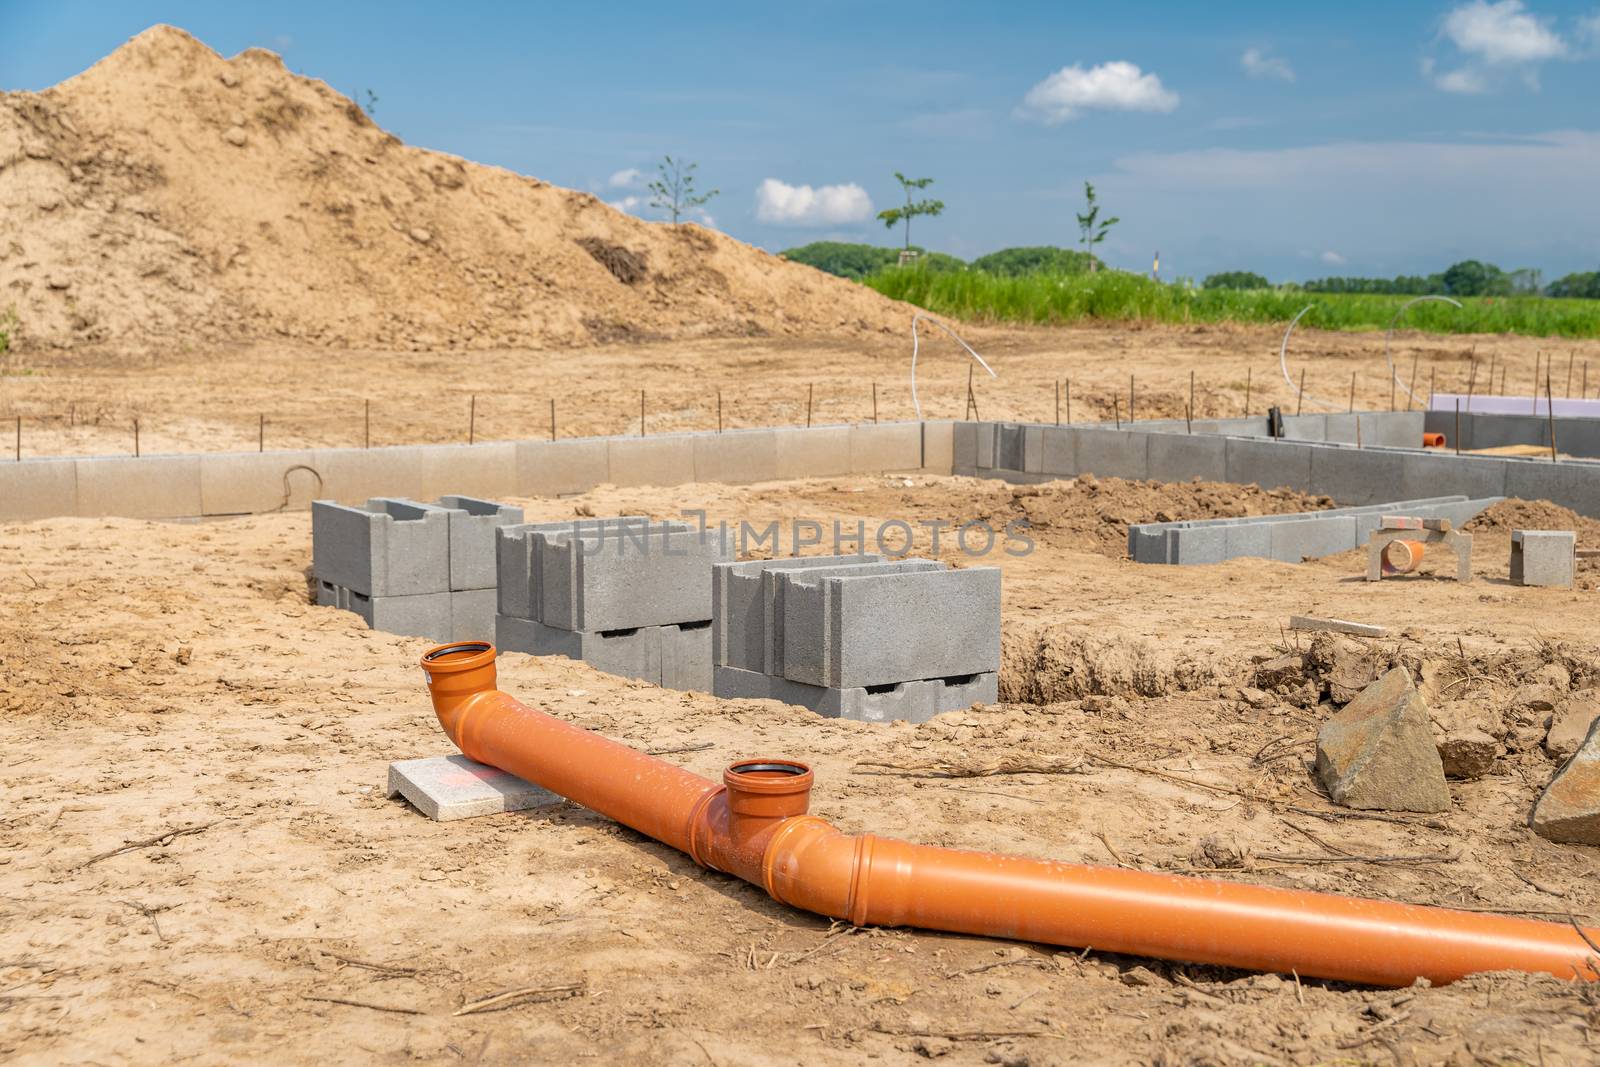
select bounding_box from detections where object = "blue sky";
[5,1,1599,282]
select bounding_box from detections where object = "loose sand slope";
[0,25,907,351]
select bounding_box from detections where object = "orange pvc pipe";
[1382,538,1426,575]
[421,643,1600,987]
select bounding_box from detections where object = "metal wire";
[910,313,996,419]
[1385,295,1462,409]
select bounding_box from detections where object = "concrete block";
[692,429,779,485]
[1315,668,1450,812]
[386,754,562,821]
[513,438,609,497]
[713,554,883,671]
[75,455,202,519]
[1503,459,1600,520]
[539,522,730,631]
[496,517,649,619]
[1074,429,1149,480]
[348,588,452,642]
[1558,417,1600,459]
[1510,529,1576,588]
[1147,433,1227,484]
[765,425,849,480]
[1039,427,1076,476]
[607,433,696,488]
[850,422,922,473]
[1127,525,1173,564]
[312,498,450,596]
[1307,446,1408,506]
[198,450,319,516]
[1279,414,1327,442]
[1225,438,1313,493]
[1223,522,1275,560]
[921,420,955,474]
[495,614,662,684]
[950,421,978,472]
[781,565,1001,689]
[661,620,713,692]
[763,559,945,678]
[975,422,996,469]
[994,424,1026,472]
[711,665,997,723]
[1166,525,1230,564]
[437,495,524,590]
[450,588,497,642]
[0,458,77,521]
[1022,426,1045,474]
[1269,516,1357,563]
[1397,451,1509,504]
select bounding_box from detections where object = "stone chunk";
[1315,668,1451,812]
[1530,719,1600,845]
[386,754,561,821]
[1545,690,1600,759]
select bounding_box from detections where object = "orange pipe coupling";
[420,643,1600,987]
[1422,432,1446,448]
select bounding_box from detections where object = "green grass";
[863,268,1600,338]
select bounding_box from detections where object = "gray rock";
[1531,718,1600,845]
[1315,667,1451,812]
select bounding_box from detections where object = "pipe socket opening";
[724,758,813,820]
[422,641,495,669]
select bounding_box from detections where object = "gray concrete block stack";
[494,517,732,691]
[711,556,1001,722]
[312,495,524,642]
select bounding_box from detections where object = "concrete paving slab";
[387,754,562,821]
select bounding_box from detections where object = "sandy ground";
[5,323,1600,459]
[4,472,1599,1066]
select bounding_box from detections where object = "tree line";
[1204,261,1600,299]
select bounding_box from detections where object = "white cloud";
[754,178,874,226]
[1320,250,1347,265]
[607,167,644,189]
[1428,1,1578,93]
[1015,61,1178,124]
[608,194,644,214]
[1241,48,1295,82]
[1432,63,1490,92]
[1442,0,1566,64]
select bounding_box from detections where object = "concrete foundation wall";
[1,421,958,522]
[1423,409,1600,459]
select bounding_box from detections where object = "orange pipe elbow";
[420,643,1600,987]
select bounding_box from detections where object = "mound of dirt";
[0,25,910,352]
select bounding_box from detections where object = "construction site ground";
[6,324,1600,459]
[4,465,1599,1066]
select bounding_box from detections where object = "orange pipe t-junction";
[420,642,1600,988]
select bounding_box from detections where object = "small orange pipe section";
[421,643,1600,987]
[1422,432,1446,448]
[1382,538,1426,575]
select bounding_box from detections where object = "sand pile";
[0,25,909,352]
